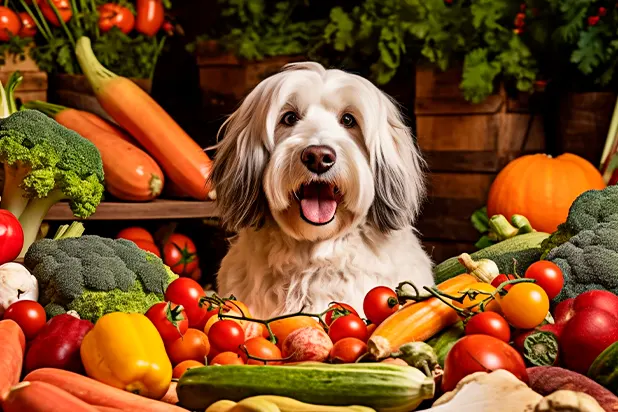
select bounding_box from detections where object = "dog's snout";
[301,145,337,174]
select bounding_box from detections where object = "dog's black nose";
[301,145,337,174]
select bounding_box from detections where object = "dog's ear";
[209,86,273,232]
[368,92,427,233]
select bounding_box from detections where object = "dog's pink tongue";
[300,183,337,224]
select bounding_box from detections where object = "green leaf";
[471,207,490,233]
[475,235,496,250]
[571,27,606,74]
[460,48,502,104]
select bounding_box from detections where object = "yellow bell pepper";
[80,312,172,399]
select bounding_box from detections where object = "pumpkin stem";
[511,214,535,234]
[488,214,519,241]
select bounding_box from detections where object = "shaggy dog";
[211,62,435,319]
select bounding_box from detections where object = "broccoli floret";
[540,185,618,259]
[0,110,105,257]
[24,234,178,323]
[546,221,618,302]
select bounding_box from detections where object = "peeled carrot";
[0,320,26,400]
[78,110,134,143]
[2,381,98,412]
[75,36,213,200]
[367,274,477,359]
[25,101,165,202]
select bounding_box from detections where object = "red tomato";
[240,337,282,365]
[4,300,46,340]
[0,210,23,264]
[172,360,203,379]
[499,283,549,329]
[524,261,564,300]
[98,3,135,34]
[135,0,164,36]
[39,0,72,26]
[132,239,161,257]
[18,12,36,37]
[442,334,528,392]
[363,286,400,326]
[0,7,21,41]
[464,311,511,342]
[164,278,207,328]
[324,302,359,326]
[145,302,188,345]
[166,328,210,366]
[329,337,367,363]
[328,315,368,344]
[163,233,199,276]
[491,274,517,291]
[208,319,245,353]
[210,351,245,365]
[117,227,154,243]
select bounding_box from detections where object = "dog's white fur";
[211,62,435,319]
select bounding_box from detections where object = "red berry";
[520,3,526,11]
[588,15,600,26]
[599,7,607,16]
[513,28,524,35]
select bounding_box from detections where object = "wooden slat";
[14,90,47,103]
[45,200,219,221]
[427,173,496,199]
[423,150,499,173]
[416,115,499,152]
[0,71,47,91]
[418,197,488,242]
[0,48,39,72]
[422,240,477,265]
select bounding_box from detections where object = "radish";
[560,307,618,374]
[281,327,333,362]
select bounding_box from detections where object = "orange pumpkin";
[487,153,606,234]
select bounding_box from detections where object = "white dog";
[211,62,435,319]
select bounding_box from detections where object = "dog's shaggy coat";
[211,62,435,319]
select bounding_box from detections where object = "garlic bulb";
[457,253,500,283]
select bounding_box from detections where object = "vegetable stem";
[46,0,76,47]
[75,36,117,94]
[5,71,23,115]
[18,189,68,258]
[1,164,31,218]
[489,214,519,240]
[148,36,166,82]
[30,0,54,40]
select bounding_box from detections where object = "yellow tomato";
[452,282,497,312]
[497,283,549,329]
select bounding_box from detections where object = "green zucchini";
[433,231,549,284]
[177,363,435,412]
[426,321,465,368]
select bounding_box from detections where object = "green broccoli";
[0,109,105,257]
[540,185,618,259]
[23,231,178,323]
[547,220,618,302]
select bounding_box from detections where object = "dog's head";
[210,62,426,241]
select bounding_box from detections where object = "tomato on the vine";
[0,7,21,42]
[210,351,245,365]
[172,360,203,379]
[164,277,207,328]
[363,286,400,326]
[4,300,46,340]
[145,302,188,345]
[116,227,154,243]
[98,3,135,34]
[262,316,322,348]
[498,283,549,329]
[39,0,72,26]
[132,239,161,257]
[524,261,564,300]
[491,274,517,291]
[135,0,164,36]
[239,337,282,365]
[18,12,36,37]
[208,319,245,353]
[452,282,497,312]
[163,233,199,276]
[464,311,511,342]
[329,337,368,363]
[0,210,23,264]
[166,328,210,366]
[328,314,368,344]
[324,302,358,326]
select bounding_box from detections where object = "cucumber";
[177,363,435,412]
[426,321,465,367]
[588,341,618,394]
[433,231,549,284]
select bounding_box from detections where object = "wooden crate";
[414,66,546,262]
[0,49,47,103]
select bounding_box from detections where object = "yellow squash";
[80,312,172,399]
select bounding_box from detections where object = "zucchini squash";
[177,363,434,412]
[425,321,465,368]
[433,231,549,284]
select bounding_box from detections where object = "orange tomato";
[262,316,322,348]
[498,283,549,329]
[240,337,282,365]
[210,351,245,365]
[172,360,204,379]
[452,282,497,313]
[166,328,210,366]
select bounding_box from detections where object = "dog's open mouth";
[296,182,341,226]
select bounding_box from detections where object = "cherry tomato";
[172,360,203,379]
[499,283,549,329]
[145,302,188,345]
[442,334,528,392]
[491,274,517,291]
[324,302,358,326]
[39,0,72,26]
[17,12,35,38]
[329,337,368,363]
[116,227,154,243]
[524,261,564,300]
[98,3,135,34]
[328,314,368,344]
[208,319,245,353]
[0,210,24,264]
[163,233,199,276]
[164,277,207,328]
[210,351,245,365]
[240,337,282,365]
[132,239,161,257]
[464,311,511,342]
[166,328,210,366]
[363,286,400,326]
[0,7,21,42]
[4,300,46,340]
[452,282,497,312]
[135,0,164,36]
[262,316,322,348]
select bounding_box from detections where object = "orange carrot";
[78,110,135,143]
[0,320,26,400]
[2,381,98,412]
[75,36,213,200]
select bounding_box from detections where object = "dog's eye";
[341,113,356,128]
[281,111,299,126]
